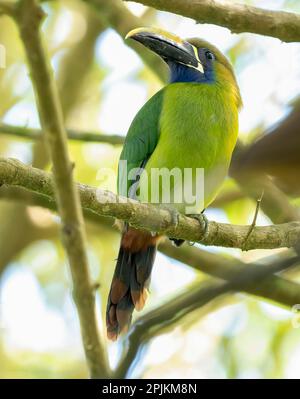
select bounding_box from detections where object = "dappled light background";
[0,0,300,378]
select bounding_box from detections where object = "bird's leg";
[150,205,180,236]
[186,209,209,245]
[157,204,185,246]
[158,204,180,228]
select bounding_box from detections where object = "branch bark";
[1,157,300,251]
[124,0,300,43]
[13,0,109,378]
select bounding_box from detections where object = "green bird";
[106,28,242,340]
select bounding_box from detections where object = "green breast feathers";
[118,82,239,213]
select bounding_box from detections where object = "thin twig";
[242,189,264,250]
[0,123,124,145]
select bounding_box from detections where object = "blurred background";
[1,0,300,378]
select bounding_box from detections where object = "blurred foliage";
[0,0,300,378]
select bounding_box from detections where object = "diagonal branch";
[13,0,109,378]
[160,242,300,308]
[124,0,300,43]
[115,254,300,378]
[1,157,300,251]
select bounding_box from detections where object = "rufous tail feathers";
[106,228,159,341]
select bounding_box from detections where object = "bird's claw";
[187,212,209,242]
[160,205,183,246]
[159,204,180,228]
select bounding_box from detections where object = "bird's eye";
[205,51,215,60]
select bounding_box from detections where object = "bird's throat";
[168,62,214,83]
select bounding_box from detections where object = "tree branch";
[0,123,125,145]
[13,0,109,378]
[1,157,300,251]
[124,0,300,43]
[1,182,300,310]
[115,254,300,378]
[160,242,300,308]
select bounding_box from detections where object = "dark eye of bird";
[205,50,215,60]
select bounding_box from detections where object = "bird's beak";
[126,27,204,74]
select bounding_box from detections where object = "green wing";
[118,88,164,197]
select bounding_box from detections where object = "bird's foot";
[158,205,184,247]
[186,211,209,245]
[159,204,180,228]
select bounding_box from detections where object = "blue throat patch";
[168,62,214,84]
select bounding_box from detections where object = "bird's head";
[126,27,242,109]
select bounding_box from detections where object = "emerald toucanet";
[106,28,242,340]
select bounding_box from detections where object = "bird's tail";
[106,228,158,341]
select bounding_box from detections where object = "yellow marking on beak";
[192,45,204,74]
[178,46,204,74]
[126,27,184,45]
[126,27,204,74]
